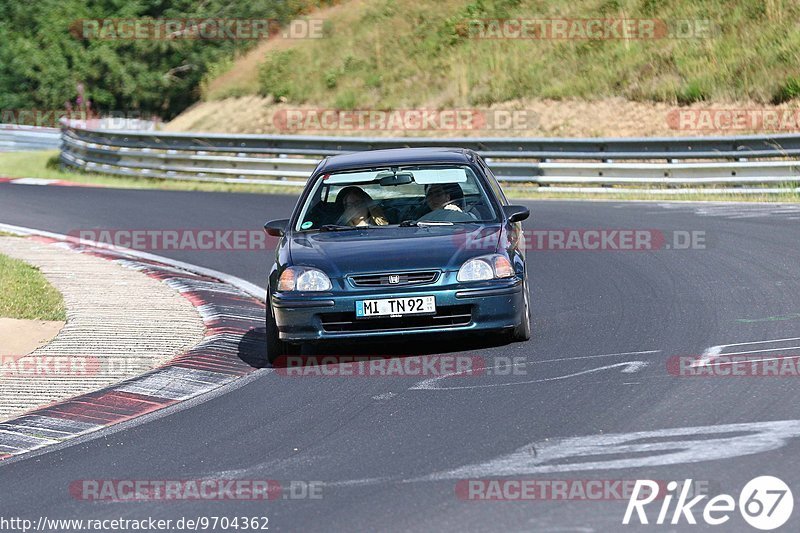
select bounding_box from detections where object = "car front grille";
[350,270,439,287]
[320,305,472,333]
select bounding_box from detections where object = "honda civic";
[263,147,531,359]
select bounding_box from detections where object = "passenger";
[335,186,389,226]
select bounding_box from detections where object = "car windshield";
[294,165,497,231]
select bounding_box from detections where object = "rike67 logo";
[623,476,793,530]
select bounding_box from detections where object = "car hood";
[288,224,502,277]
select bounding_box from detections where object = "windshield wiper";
[418,221,454,226]
[319,224,360,231]
[399,219,455,227]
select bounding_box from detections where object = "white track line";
[693,345,723,368]
[412,361,651,391]
[708,355,800,367]
[8,178,60,186]
[693,337,800,367]
[410,350,659,391]
[719,345,800,357]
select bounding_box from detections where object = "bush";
[772,77,800,104]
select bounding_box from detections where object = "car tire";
[266,299,300,364]
[511,274,531,342]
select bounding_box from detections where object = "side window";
[477,157,508,205]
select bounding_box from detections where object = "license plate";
[356,296,436,318]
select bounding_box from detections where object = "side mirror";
[264,219,289,237]
[502,205,530,223]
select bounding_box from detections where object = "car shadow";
[236,327,514,369]
[237,327,269,368]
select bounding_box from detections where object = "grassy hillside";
[206,0,800,108]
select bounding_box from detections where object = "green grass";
[0,252,66,321]
[1,150,798,203]
[201,0,800,108]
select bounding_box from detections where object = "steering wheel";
[418,196,462,212]
[440,198,463,211]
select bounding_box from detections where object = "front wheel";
[266,301,300,364]
[511,274,531,342]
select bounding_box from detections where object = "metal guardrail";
[59,124,800,192]
[0,126,61,152]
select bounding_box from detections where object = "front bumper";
[271,277,524,342]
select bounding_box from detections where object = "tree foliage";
[0,0,313,119]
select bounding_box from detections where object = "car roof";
[315,147,476,174]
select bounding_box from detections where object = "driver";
[425,183,464,213]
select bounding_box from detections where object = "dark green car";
[263,147,530,360]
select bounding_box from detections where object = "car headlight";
[278,267,332,291]
[457,254,514,282]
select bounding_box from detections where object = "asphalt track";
[2,182,800,531]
